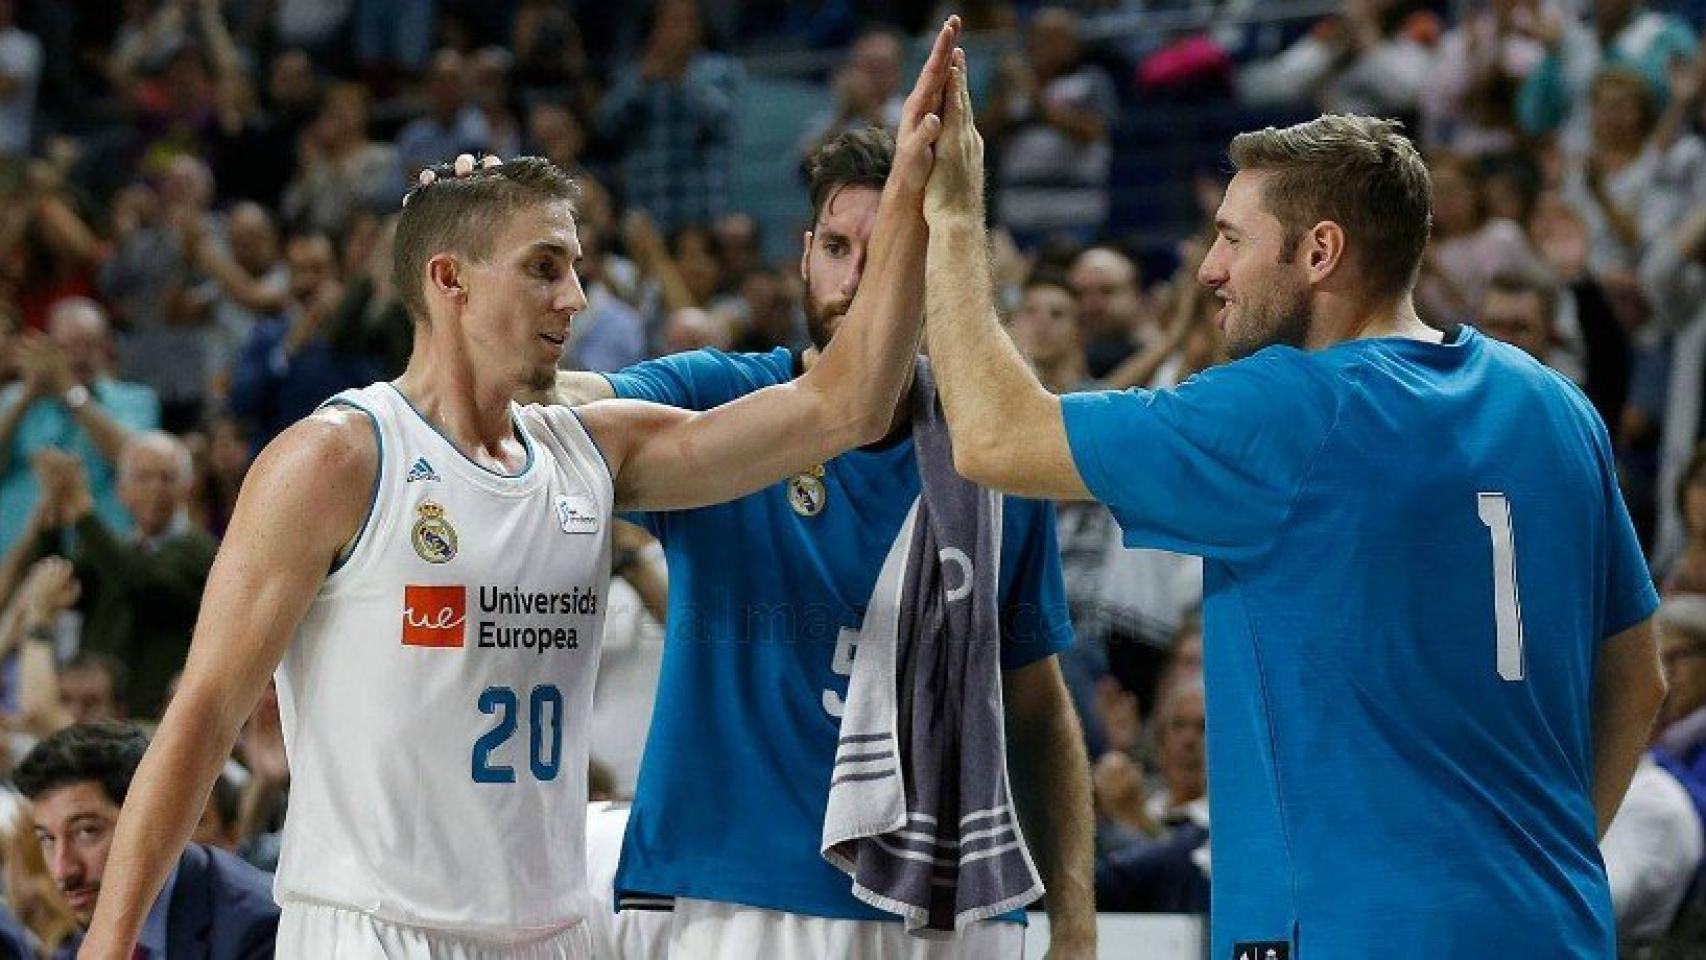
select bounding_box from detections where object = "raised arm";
[922,51,1091,501]
[78,409,374,959]
[576,18,960,513]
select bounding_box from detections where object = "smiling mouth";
[539,332,566,347]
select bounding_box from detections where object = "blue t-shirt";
[1062,327,1658,958]
[607,348,1075,921]
[0,378,161,552]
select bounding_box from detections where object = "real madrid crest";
[787,464,827,517]
[411,500,458,563]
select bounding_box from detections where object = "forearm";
[1592,622,1666,838]
[925,218,1051,471]
[200,244,287,313]
[617,550,668,626]
[1006,670,1097,946]
[69,401,139,466]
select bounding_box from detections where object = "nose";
[841,251,867,299]
[49,844,80,888]
[1198,238,1229,289]
[557,270,589,317]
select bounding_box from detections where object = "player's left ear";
[1301,221,1346,285]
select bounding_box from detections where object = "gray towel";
[820,359,1044,937]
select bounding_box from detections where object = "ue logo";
[403,585,467,647]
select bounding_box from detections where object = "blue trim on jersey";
[567,407,614,488]
[383,382,536,479]
[319,398,383,576]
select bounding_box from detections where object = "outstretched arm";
[577,18,961,513]
[78,409,374,959]
[922,52,1091,501]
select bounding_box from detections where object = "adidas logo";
[406,457,441,483]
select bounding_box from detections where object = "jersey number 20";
[1478,493,1525,682]
[472,684,565,783]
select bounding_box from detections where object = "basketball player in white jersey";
[77,19,963,959]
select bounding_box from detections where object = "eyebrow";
[526,241,582,262]
[1214,219,1239,236]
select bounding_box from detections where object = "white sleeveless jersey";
[273,383,613,941]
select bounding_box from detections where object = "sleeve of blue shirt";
[603,347,794,535]
[1059,349,1339,563]
[604,347,793,412]
[998,496,1076,671]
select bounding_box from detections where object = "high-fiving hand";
[923,46,984,228]
[889,16,962,206]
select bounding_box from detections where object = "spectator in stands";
[526,101,592,183]
[280,82,404,237]
[191,770,243,854]
[1420,0,1548,157]
[1417,153,1549,329]
[795,27,907,160]
[353,0,435,79]
[0,155,108,332]
[1515,0,1696,153]
[14,722,278,957]
[1638,183,1706,565]
[59,653,128,725]
[595,0,744,231]
[1092,679,1211,914]
[191,201,289,400]
[185,414,251,538]
[1238,0,1436,120]
[564,214,648,373]
[1559,67,1664,277]
[98,156,222,432]
[660,306,732,355]
[395,49,490,177]
[228,229,377,449]
[469,47,522,160]
[0,0,43,158]
[1479,268,1631,438]
[712,212,763,290]
[1,796,78,956]
[0,556,79,732]
[27,431,215,720]
[1664,446,1706,595]
[0,298,159,552]
[724,267,805,353]
[1066,246,1146,380]
[986,7,1117,249]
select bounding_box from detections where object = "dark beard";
[1225,285,1310,360]
[805,291,848,351]
[525,364,558,392]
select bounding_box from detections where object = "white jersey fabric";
[273,382,613,942]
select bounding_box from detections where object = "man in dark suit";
[13,722,277,959]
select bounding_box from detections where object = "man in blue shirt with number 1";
[917,80,1666,960]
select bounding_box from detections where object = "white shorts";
[667,898,1026,959]
[277,902,594,960]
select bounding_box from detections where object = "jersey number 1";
[1477,493,1525,682]
[472,684,565,783]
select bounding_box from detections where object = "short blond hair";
[1229,114,1432,301]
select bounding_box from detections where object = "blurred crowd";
[0,0,1702,954]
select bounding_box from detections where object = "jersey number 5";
[1478,493,1525,682]
[472,684,565,783]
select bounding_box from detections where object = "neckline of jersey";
[384,381,539,484]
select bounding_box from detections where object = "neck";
[393,323,523,461]
[1311,292,1442,350]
